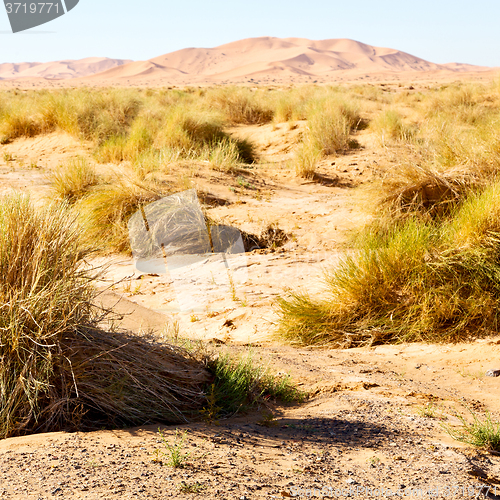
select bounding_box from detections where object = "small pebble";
[485,369,500,377]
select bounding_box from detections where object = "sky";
[0,0,499,67]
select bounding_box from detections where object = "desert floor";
[0,85,500,499]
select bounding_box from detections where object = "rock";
[485,369,500,377]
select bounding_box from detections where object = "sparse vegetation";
[257,410,278,427]
[443,409,500,452]
[156,429,194,468]
[4,83,500,347]
[206,350,305,417]
[367,456,381,465]
[278,80,500,346]
[3,78,500,496]
[289,91,361,178]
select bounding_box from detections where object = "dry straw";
[0,195,210,438]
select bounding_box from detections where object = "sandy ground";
[1,70,498,90]
[1,103,500,499]
[0,342,500,499]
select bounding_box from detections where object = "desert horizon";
[1,36,498,89]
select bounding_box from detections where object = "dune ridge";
[1,37,494,85]
[85,37,494,84]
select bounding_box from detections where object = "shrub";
[0,195,210,438]
[50,157,100,203]
[371,109,417,145]
[278,182,500,346]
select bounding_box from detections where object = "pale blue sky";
[1,0,499,67]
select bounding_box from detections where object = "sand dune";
[1,37,494,86]
[0,57,131,80]
[88,37,492,84]
[87,60,186,80]
[0,62,41,79]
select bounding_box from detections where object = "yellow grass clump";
[74,178,167,253]
[292,140,321,179]
[0,195,212,438]
[49,157,100,203]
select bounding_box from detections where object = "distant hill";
[0,57,132,80]
[86,37,492,84]
[1,38,493,84]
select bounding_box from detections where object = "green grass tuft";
[371,109,417,145]
[206,351,305,417]
[443,409,500,452]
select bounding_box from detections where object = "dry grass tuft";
[50,157,100,203]
[370,109,417,145]
[306,97,360,155]
[292,140,321,179]
[279,82,500,347]
[279,178,500,346]
[204,87,274,125]
[0,195,210,438]
[371,161,472,221]
[74,177,167,254]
